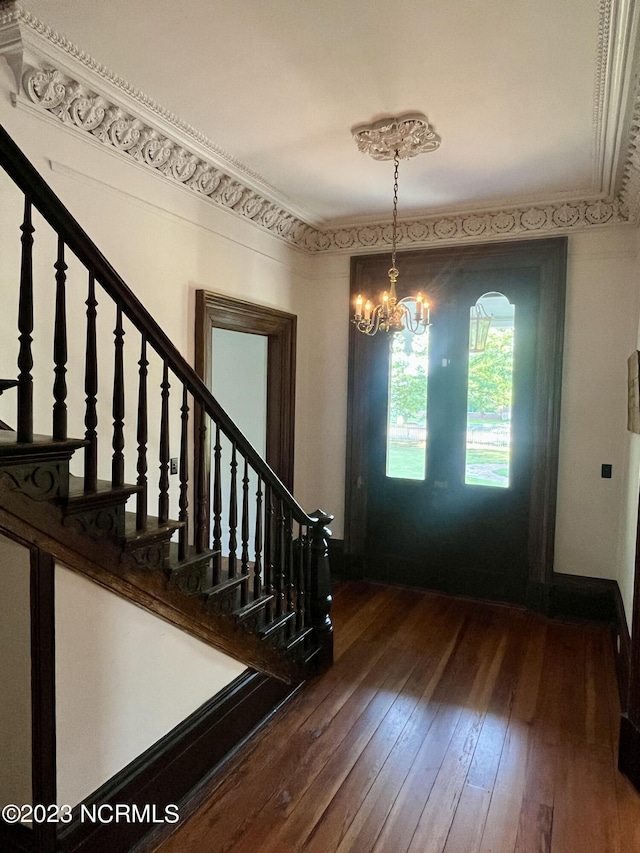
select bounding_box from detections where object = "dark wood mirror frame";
[194,291,297,541]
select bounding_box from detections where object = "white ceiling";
[17,0,640,227]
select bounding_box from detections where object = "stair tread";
[203,573,248,599]
[123,512,183,546]
[66,476,140,506]
[168,543,218,565]
[260,610,296,639]
[283,625,314,650]
[0,431,87,455]
[234,594,275,622]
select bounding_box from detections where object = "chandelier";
[351,113,440,337]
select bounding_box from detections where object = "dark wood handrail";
[0,123,317,526]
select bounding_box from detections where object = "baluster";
[228,443,238,579]
[158,360,170,525]
[253,477,263,601]
[296,522,305,631]
[17,195,34,443]
[285,508,295,637]
[178,385,189,560]
[195,406,208,553]
[264,485,274,622]
[275,497,285,618]
[240,457,250,606]
[136,334,148,529]
[52,237,67,440]
[111,305,125,487]
[84,273,98,491]
[212,424,222,584]
[303,525,312,631]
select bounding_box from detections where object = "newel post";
[308,509,334,670]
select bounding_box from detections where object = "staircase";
[0,123,333,684]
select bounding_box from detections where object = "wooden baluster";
[158,361,170,525]
[52,237,67,440]
[212,424,222,584]
[303,525,312,630]
[84,273,98,491]
[240,457,250,607]
[264,485,274,622]
[296,522,305,631]
[195,406,208,553]
[111,305,125,487]
[228,442,238,579]
[253,477,263,601]
[178,385,189,560]
[275,497,285,618]
[285,508,295,638]
[136,334,148,529]
[17,195,34,443]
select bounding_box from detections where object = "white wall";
[55,564,245,806]
[554,229,640,588]
[0,534,32,810]
[614,227,640,633]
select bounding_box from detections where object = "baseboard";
[548,573,618,622]
[619,714,640,789]
[56,670,300,853]
[613,584,631,713]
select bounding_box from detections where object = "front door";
[345,239,567,605]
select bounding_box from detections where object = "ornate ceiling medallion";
[351,112,441,161]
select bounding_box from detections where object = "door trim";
[344,237,567,604]
[194,292,297,546]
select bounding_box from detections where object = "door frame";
[344,237,567,608]
[194,291,297,543]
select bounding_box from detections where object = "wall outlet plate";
[170,457,178,475]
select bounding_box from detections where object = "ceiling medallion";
[351,112,441,161]
[351,113,440,337]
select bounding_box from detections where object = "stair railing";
[0,124,333,667]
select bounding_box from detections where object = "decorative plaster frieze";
[317,198,629,253]
[0,0,638,255]
[16,65,318,249]
[620,70,640,223]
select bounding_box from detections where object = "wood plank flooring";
[150,581,640,853]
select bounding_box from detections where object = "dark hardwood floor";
[149,581,640,853]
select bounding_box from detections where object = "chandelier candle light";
[351,113,440,337]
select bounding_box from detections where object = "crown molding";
[0,0,639,256]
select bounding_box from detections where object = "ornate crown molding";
[0,0,638,255]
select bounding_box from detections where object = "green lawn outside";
[386,442,510,487]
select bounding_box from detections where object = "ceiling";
[14,0,640,228]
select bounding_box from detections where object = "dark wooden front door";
[345,239,567,605]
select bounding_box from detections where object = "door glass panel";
[465,292,515,488]
[386,319,430,480]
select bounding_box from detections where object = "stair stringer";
[0,480,305,685]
